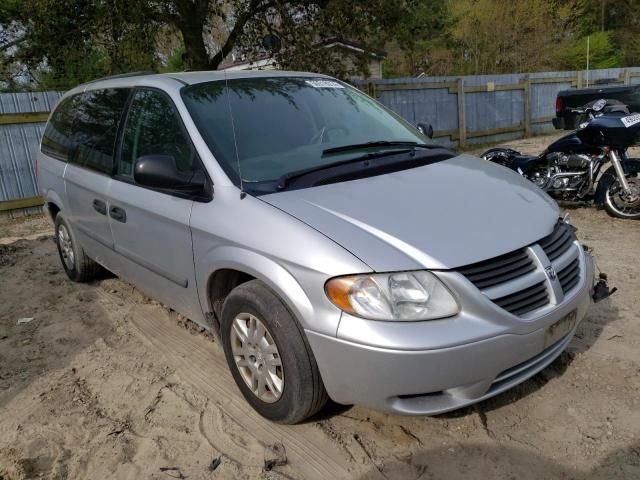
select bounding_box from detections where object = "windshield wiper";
[278,145,442,190]
[322,141,436,156]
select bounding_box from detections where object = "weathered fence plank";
[456,78,466,147]
[0,112,50,125]
[0,195,44,212]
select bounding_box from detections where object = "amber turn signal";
[325,276,357,315]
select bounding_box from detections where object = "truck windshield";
[181,77,431,190]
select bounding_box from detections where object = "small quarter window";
[118,89,194,180]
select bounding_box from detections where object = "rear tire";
[220,280,328,424]
[54,213,102,282]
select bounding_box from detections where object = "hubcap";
[230,313,284,403]
[57,224,75,270]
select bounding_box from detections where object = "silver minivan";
[38,71,595,423]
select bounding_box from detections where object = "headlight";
[325,271,459,321]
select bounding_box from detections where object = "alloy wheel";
[230,312,284,403]
[606,176,640,217]
[57,224,75,270]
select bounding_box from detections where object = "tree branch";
[208,0,274,68]
[0,36,24,52]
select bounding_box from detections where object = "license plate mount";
[544,310,577,348]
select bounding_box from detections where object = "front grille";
[456,219,581,318]
[492,281,549,316]
[457,248,535,289]
[539,220,576,261]
[558,258,580,294]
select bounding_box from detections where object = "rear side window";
[41,97,75,161]
[41,89,130,174]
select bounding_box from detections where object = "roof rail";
[84,71,158,84]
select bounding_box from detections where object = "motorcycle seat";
[510,154,542,170]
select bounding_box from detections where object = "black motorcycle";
[481,99,640,219]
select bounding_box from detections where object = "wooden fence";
[0,91,61,216]
[356,67,640,148]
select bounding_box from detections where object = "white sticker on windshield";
[621,114,640,128]
[305,80,344,89]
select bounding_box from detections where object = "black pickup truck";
[553,84,640,130]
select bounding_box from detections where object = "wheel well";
[208,269,255,319]
[47,202,61,220]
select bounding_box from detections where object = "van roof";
[79,70,331,89]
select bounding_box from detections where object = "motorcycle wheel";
[597,160,640,219]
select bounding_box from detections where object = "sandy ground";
[1,134,639,479]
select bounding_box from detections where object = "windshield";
[181,77,431,189]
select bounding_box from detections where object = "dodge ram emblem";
[545,266,557,281]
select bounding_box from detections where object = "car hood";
[260,154,559,271]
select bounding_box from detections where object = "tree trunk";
[174,0,212,70]
[174,0,272,71]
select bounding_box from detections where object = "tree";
[447,0,560,74]
[1,0,405,87]
[149,0,403,73]
[557,31,623,69]
[380,0,450,76]
[1,0,158,89]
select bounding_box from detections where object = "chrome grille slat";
[497,289,548,311]
[459,250,530,276]
[540,221,576,262]
[552,241,580,272]
[509,296,550,316]
[483,269,545,300]
[493,281,549,316]
[471,263,536,289]
[458,249,535,290]
[558,258,580,294]
[463,256,533,281]
[562,276,580,293]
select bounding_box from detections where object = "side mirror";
[417,122,434,139]
[134,154,205,193]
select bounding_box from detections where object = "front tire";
[597,160,640,219]
[54,213,102,282]
[220,280,328,424]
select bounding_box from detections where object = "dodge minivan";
[38,71,595,424]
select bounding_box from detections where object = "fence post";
[457,78,466,148]
[624,69,631,85]
[524,75,531,137]
[576,71,583,89]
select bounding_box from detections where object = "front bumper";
[306,252,594,415]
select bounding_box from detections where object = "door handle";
[92,199,107,215]
[109,205,127,223]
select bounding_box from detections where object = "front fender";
[196,245,326,333]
